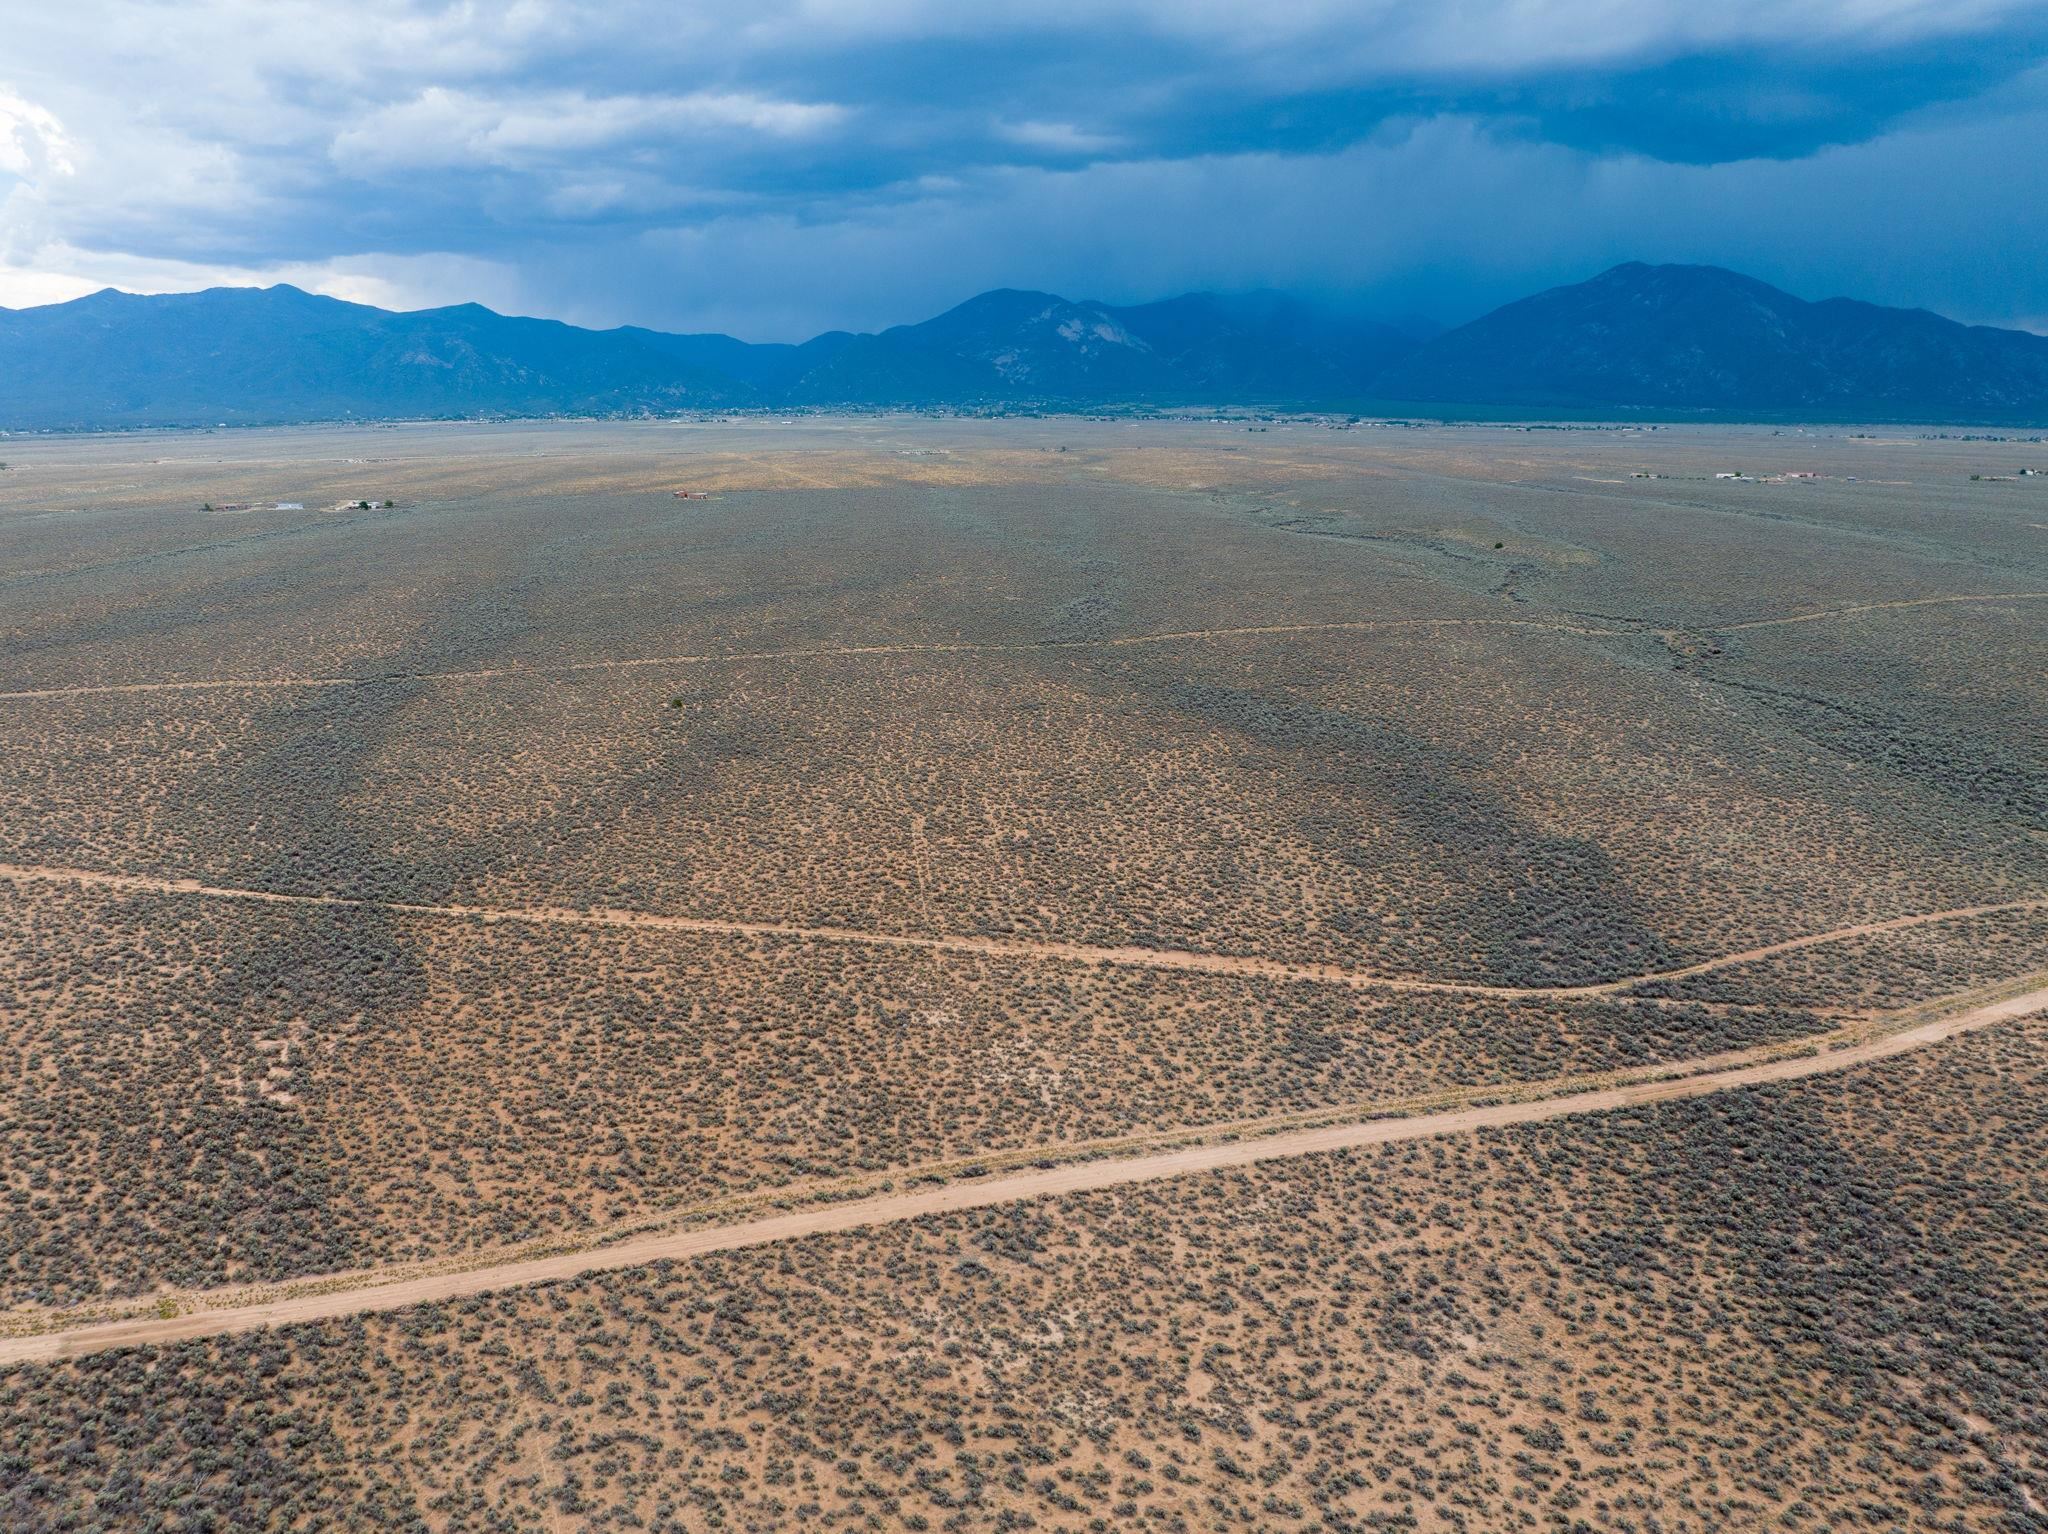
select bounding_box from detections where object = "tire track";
[3,859,2042,1003]
[0,616,1624,701]
[5,590,2040,703]
[6,979,2041,1364]
[1714,591,2048,632]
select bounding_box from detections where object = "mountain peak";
[1379,262,2048,415]
[907,288,1081,335]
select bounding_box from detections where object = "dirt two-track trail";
[0,616,1620,701]
[0,592,2042,702]
[3,860,2044,1001]
[5,981,2043,1365]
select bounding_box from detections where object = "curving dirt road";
[3,592,2038,702]
[5,980,2042,1365]
[0,616,1617,701]
[4,859,2043,1002]
[1716,591,2048,632]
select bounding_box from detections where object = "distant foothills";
[5,262,2048,429]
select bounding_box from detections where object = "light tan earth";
[7,977,2041,1365]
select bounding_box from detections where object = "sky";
[4,1,2048,339]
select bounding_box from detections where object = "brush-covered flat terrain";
[1,415,2044,1530]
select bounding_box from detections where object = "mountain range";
[5,263,2047,428]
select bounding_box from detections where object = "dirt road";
[0,616,1614,701]
[5,981,2041,1365]
[1717,591,2048,631]
[8,590,2043,702]
[2,859,2041,1002]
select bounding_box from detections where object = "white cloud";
[994,119,1123,155]
[0,87,76,181]
[331,87,847,174]
[0,240,527,314]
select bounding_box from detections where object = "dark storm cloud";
[3,1,2047,333]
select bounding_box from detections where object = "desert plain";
[1,413,2045,1532]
